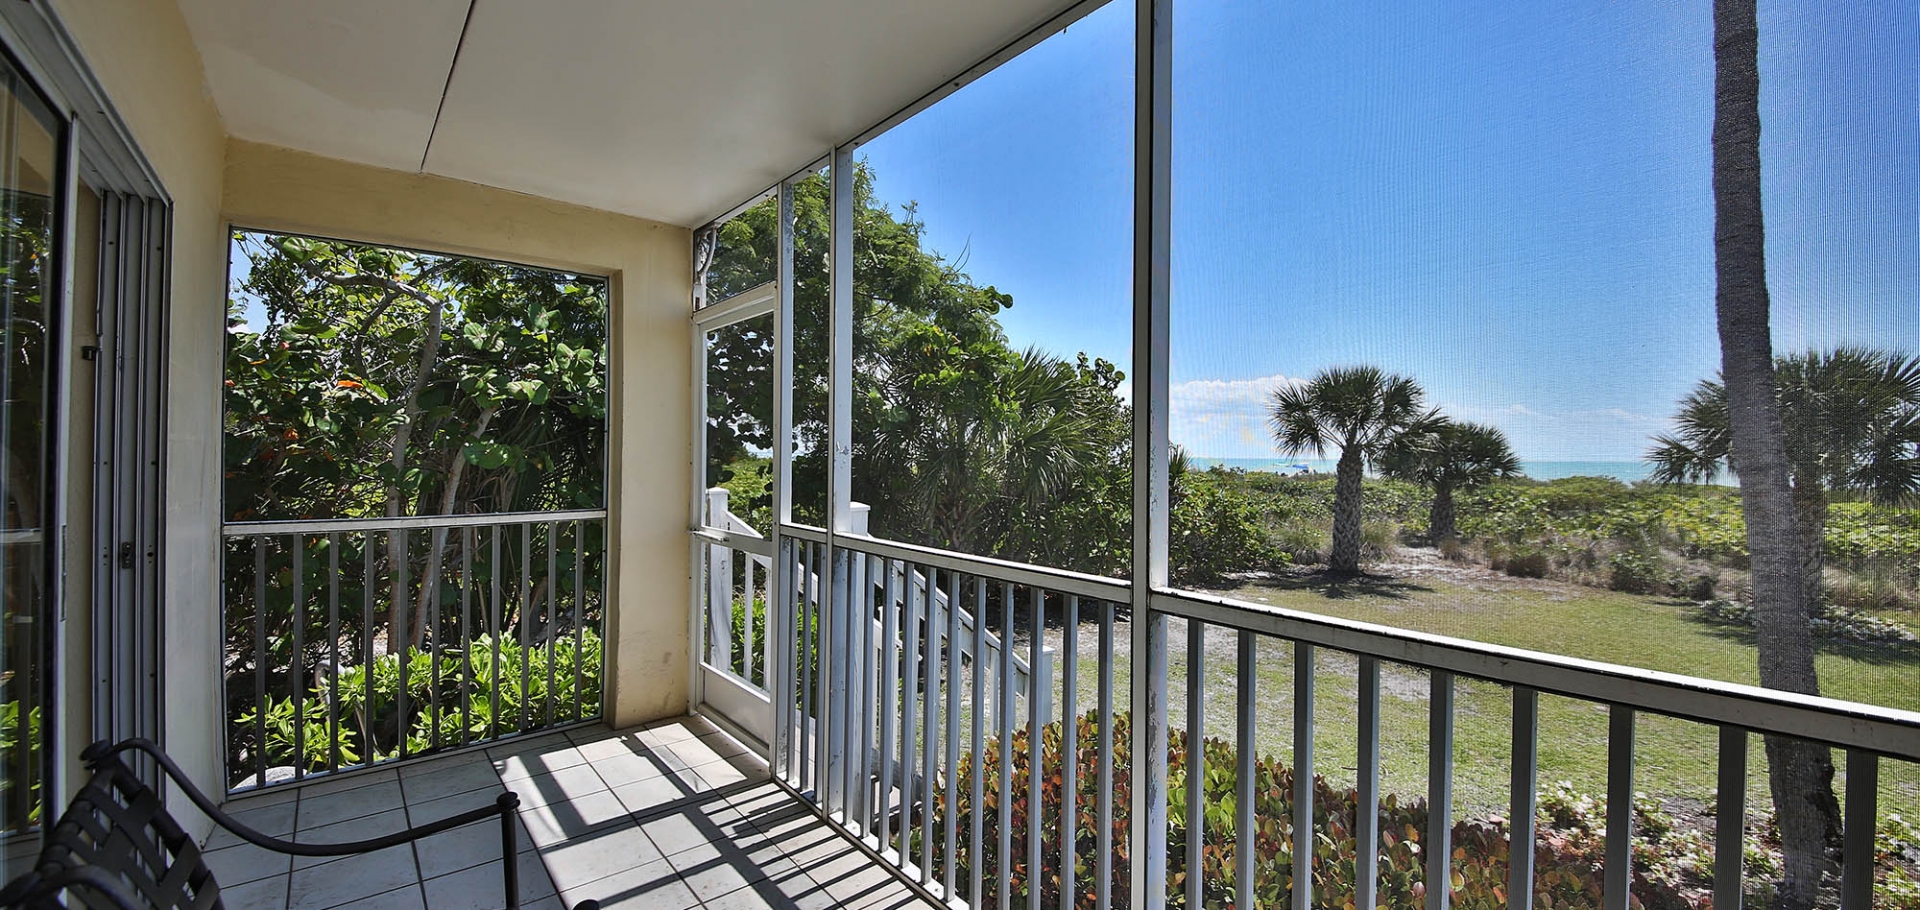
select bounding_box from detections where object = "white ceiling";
[177,0,1077,227]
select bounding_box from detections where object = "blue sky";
[859,0,1918,462]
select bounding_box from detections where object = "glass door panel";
[0,53,63,848]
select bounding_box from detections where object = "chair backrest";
[2,744,219,910]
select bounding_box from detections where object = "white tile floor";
[208,717,935,910]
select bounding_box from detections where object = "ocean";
[1189,457,1656,483]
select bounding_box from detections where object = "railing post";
[1714,727,1746,910]
[1841,749,1879,910]
[1604,706,1635,910]
[1510,687,1539,910]
[1427,671,1454,910]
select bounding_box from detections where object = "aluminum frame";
[685,0,1913,905]
[1129,0,1173,905]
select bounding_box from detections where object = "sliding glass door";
[0,49,63,851]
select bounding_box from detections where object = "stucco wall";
[221,139,694,731]
[47,0,692,840]
[49,0,230,835]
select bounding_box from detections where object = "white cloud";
[1165,374,1671,462]
[1169,374,1304,458]
[1440,402,1668,461]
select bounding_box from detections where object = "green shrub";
[1607,551,1664,594]
[1171,477,1284,584]
[922,710,1705,910]
[1679,574,1717,601]
[1496,547,1550,578]
[1361,519,1401,561]
[1828,559,1920,613]
[726,596,771,687]
[234,629,603,782]
[1697,599,1916,644]
[0,701,43,824]
[1272,518,1331,566]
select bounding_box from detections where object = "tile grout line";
[283,788,300,910]
[394,771,430,910]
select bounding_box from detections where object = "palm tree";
[867,346,1111,557]
[1648,347,1920,614]
[1383,421,1521,542]
[1701,0,1841,903]
[1268,366,1442,573]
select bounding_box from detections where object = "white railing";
[746,530,1918,910]
[697,489,1049,712]
[766,527,1123,900]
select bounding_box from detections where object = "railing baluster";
[852,550,868,829]
[1604,706,1635,910]
[944,567,962,900]
[291,536,305,778]
[1027,586,1044,910]
[489,525,503,743]
[1357,656,1381,910]
[819,542,832,798]
[1293,641,1314,910]
[971,575,987,908]
[1428,671,1454,910]
[900,562,920,866]
[801,541,816,793]
[1714,726,1746,910]
[828,547,847,819]
[848,550,865,832]
[1095,599,1114,910]
[859,552,878,836]
[774,540,791,780]
[573,520,586,721]
[777,541,794,777]
[1841,748,1879,910]
[1510,687,1538,910]
[429,525,443,750]
[460,527,473,747]
[1236,631,1256,910]
[396,528,410,759]
[253,537,267,786]
[327,533,341,773]
[1185,619,1204,910]
[1061,594,1080,910]
[880,559,901,850]
[999,580,1015,910]
[364,539,376,759]
[546,521,558,727]
[746,556,759,682]
[519,522,532,733]
[918,565,938,884]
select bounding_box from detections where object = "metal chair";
[0,738,598,910]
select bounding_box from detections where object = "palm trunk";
[1790,477,1827,618]
[1328,448,1365,574]
[1711,2,1840,904]
[1429,483,1457,542]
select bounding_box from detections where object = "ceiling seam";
[419,0,478,173]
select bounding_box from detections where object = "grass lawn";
[1046,563,1918,829]
[1209,568,1918,824]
